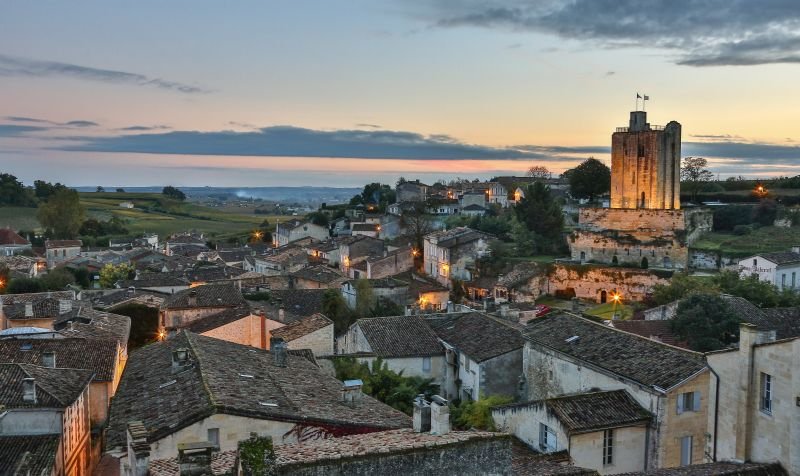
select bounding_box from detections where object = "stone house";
[0,291,77,330]
[396,180,429,203]
[307,240,341,266]
[105,332,410,467]
[270,313,334,356]
[405,272,451,312]
[426,312,525,401]
[290,264,348,289]
[337,315,447,390]
[0,228,31,256]
[492,390,652,474]
[0,255,43,279]
[486,182,509,208]
[460,203,487,217]
[423,227,492,288]
[256,289,328,324]
[45,239,82,268]
[459,191,488,209]
[273,219,329,248]
[427,198,460,216]
[341,277,409,310]
[351,222,381,238]
[164,234,207,257]
[522,312,710,470]
[0,363,94,475]
[253,247,309,276]
[339,235,385,275]
[737,248,800,291]
[350,247,413,280]
[706,321,800,474]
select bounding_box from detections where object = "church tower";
[610,111,681,209]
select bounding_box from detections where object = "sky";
[2,0,800,187]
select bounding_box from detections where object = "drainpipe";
[707,363,720,462]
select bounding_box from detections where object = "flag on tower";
[636,93,642,99]
[643,95,649,100]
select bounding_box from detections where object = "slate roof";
[0,228,29,246]
[260,289,327,322]
[56,307,132,345]
[0,363,93,409]
[181,306,253,334]
[290,265,347,285]
[496,390,651,434]
[106,332,410,449]
[271,313,332,342]
[162,283,246,309]
[523,312,707,390]
[754,251,800,266]
[354,315,444,358]
[612,320,687,348]
[425,227,492,248]
[91,288,167,309]
[760,307,800,340]
[0,291,75,305]
[426,312,524,363]
[0,435,60,476]
[0,338,118,382]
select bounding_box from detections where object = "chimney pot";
[25,302,33,317]
[271,338,288,367]
[42,351,56,368]
[58,299,72,314]
[171,347,190,372]
[342,379,363,407]
[22,377,37,403]
[412,395,431,432]
[188,290,198,307]
[429,395,450,435]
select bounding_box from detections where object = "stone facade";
[610,111,680,210]
[286,324,334,357]
[199,312,265,349]
[546,263,671,303]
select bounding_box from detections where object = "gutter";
[707,361,720,462]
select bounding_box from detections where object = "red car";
[534,305,551,317]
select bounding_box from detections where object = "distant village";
[1,110,799,475]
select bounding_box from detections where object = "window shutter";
[693,391,701,411]
[677,394,684,414]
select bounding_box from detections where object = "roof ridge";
[183,332,217,408]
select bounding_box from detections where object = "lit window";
[603,429,614,465]
[761,373,772,414]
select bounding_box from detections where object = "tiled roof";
[496,390,651,434]
[162,283,246,309]
[118,272,190,288]
[0,435,60,476]
[511,440,597,476]
[425,227,493,248]
[0,338,118,382]
[182,306,253,334]
[91,288,167,309]
[56,307,132,345]
[0,363,93,408]
[426,312,524,363]
[0,228,30,246]
[290,265,347,285]
[462,204,486,211]
[760,307,800,339]
[523,312,707,390]
[106,332,410,449]
[149,450,237,476]
[352,223,379,232]
[271,313,332,342]
[186,265,247,283]
[0,290,75,305]
[45,239,82,248]
[260,289,327,322]
[755,251,800,265]
[275,428,502,468]
[4,297,64,319]
[616,461,787,475]
[354,315,444,358]
[612,320,688,348]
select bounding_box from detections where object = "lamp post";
[611,292,622,320]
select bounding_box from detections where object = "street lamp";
[611,292,622,320]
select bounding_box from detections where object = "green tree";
[0,173,35,206]
[162,185,186,201]
[671,293,740,351]
[526,165,550,179]
[358,183,395,212]
[112,302,160,349]
[354,279,375,318]
[37,189,85,238]
[680,157,714,203]
[306,211,330,228]
[99,262,136,288]
[116,188,125,193]
[96,186,105,192]
[33,180,67,201]
[650,273,718,306]
[563,158,611,202]
[39,268,76,290]
[451,395,514,431]
[513,182,564,253]
[6,277,43,294]
[322,288,353,334]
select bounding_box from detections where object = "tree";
[650,273,717,306]
[6,277,43,294]
[306,211,330,228]
[513,182,565,254]
[99,262,135,288]
[680,157,714,203]
[451,395,514,431]
[0,173,35,206]
[563,158,611,202]
[322,289,352,335]
[96,186,105,192]
[526,165,550,179]
[116,188,125,193]
[401,202,435,260]
[39,268,76,290]
[354,279,375,318]
[671,293,740,351]
[162,186,186,201]
[37,189,85,238]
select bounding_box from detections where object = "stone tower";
[610,111,681,209]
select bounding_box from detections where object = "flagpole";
[635,93,639,111]
[643,94,647,112]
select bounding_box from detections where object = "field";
[0,192,287,240]
[585,302,634,320]
[691,226,800,257]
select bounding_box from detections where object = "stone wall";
[368,249,413,279]
[481,349,524,399]
[279,434,512,476]
[545,264,672,303]
[287,325,334,356]
[200,313,263,348]
[660,372,712,468]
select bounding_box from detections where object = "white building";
[273,220,328,248]
[738,248,800,291]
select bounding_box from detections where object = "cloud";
[355,123,382,129]
[5,116,52,124]
[0,54,209,93]
[4,115,99,129]
[117,125,171,131]
[55,125,580,161]
[64,120,98,127]
[0,124,50,137]
[414,0,800,66]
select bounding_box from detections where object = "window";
[603,429,614,465]
[422,357,431,373]
[677,391,700,414]
[464,356,470,372]
[782,274,787,288]
[761,373,772,414]
[207,428,220,447]
[539,423,557,452]
[753,259,758,267]
[793,272,797,288]
[680,436,693,466]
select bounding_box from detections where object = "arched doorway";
[580,251,586,262]
[600,290,607,303]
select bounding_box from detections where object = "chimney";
[126,421,151,476]
[22,377,37,403]
[412,395,431,432]
[177,442,216,476]
[41,351,56,368]
[446,301,455,313]
[58,299,72,314]
[25,302,33,317]
[128,286,136,295]
[278,305,285,322]
[271,338,288,367]
[171,347,190,373]
[188,290,197,307]
[342,379,363,407]
[429,395,450,435]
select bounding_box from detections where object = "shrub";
[732,224,752,235]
